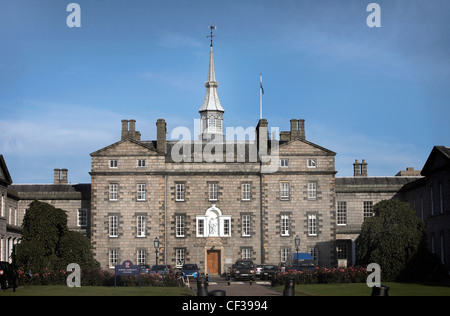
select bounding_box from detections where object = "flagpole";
[260,73,263,120]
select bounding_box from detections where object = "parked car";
[0,262,17,290]
[255,264,264,277]
[181,263,199,279]
[278,262,286,273]
[260,264,279,280]
[140,264,150,274]
[232,259,255,280]
[149,265,172,275]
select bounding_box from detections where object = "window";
[176,249,185,268]
[109,184,118,201]
[280,159,289,168]
[77,209,87,227]
[280,182,290,200]
[109,159,118,168]
[176,215,185,237]
[281,214,290,236]
[307,159,317,168]
[308,214,318,236]
[109,249,118,268]
[308,182,317,200]
[196,206,231,238]
[137,216,146,237]
[137,159,146,167]
[281,248,290,263]
[109,215,118,237]
[363,201,374,219]
[439,183,444,214]
[336,243,348,260]
[176,183,185,201]
[242,248,252,260]
[223,218,231,237]
[241,183,251,201]
[209,116,216,128]
[137,249,146,265]
[197,218,205,237]
[137,184,146,201]
[309,248,319,265]
[337,201,347,225]
[209,183,218,201]
[242,215,251,237]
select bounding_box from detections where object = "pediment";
[0,155,13,186]
[421,146,450,176]
[90,139,159,157]
[278,139,336,156]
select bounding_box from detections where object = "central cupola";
[199,24,224,141]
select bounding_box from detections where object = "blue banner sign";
[115,260,141,287]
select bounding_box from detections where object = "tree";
[356,199,445,281]
[17,200,99,273]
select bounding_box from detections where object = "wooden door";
[207,250,220,275]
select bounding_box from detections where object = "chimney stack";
[54,168,68,184]
[121,119,140,141]
[54,169,61,184]
[256,119,268,158]
[289,119,306,141]
[361,159,368,177]
[353,159,368,177]
[156,119,167,154]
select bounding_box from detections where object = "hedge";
[272,266,369,286]
[17,268,182,287]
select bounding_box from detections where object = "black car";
[233,259,255,280]
[0,262,17,290]
[260,264,279,280]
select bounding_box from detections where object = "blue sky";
[0,0,449,183]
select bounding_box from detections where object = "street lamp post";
[154,237,160,274]
[294,235,300,270]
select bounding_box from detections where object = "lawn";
[0,285,194,296]
[275,282,450,296]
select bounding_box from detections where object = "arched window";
[196,204,231,237]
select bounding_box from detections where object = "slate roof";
[335,176,422,193]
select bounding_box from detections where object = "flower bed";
[273,266,369,286]
[17,268,182,287]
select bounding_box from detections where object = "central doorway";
[207,250,221,275]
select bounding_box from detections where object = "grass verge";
[0,285,194,296]
[274,282,450,296]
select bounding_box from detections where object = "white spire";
[199,24,224,140]
[199,45,224,113]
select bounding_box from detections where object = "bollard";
[197,277,208,296]
[209,289,226,296]
[283,276,295,296]
[371,285,390,296]
[227,270,231,286]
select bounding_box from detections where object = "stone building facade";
[0,155,21,263]
[2,39,448,274]
[11,169,91,237]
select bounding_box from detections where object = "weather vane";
[207,23,216,48]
